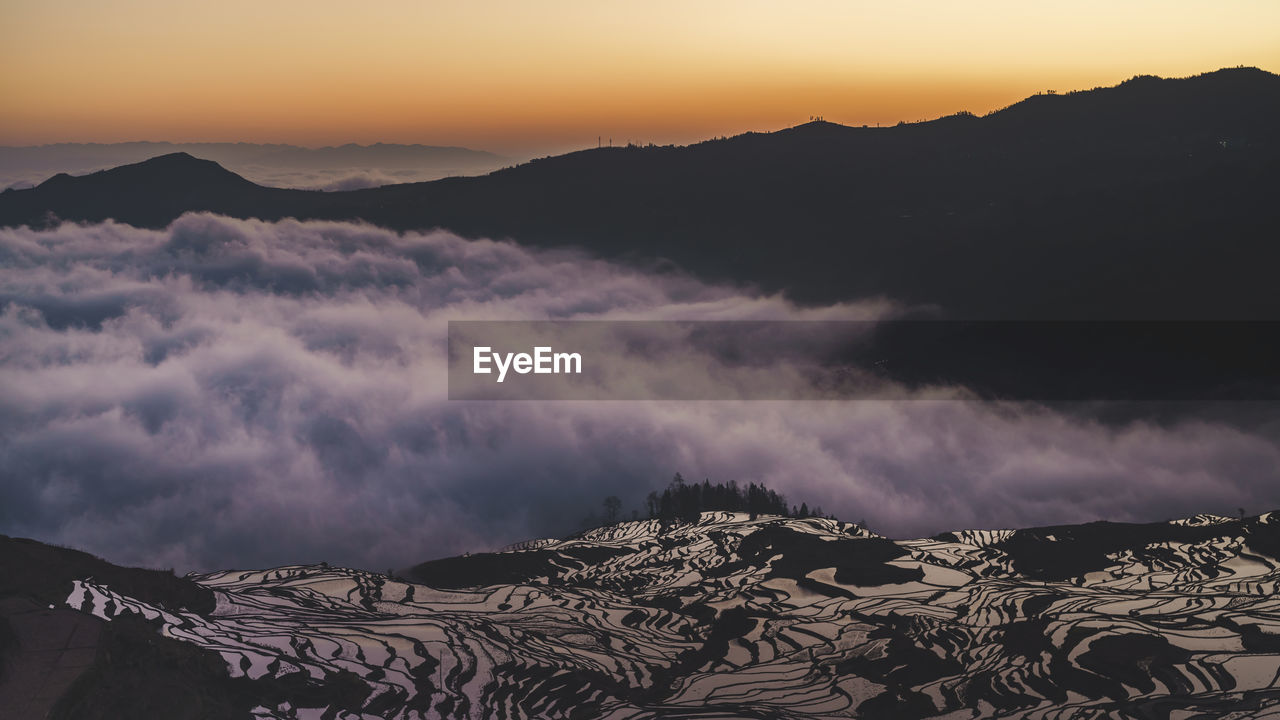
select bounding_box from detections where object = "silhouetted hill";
[0,141,508,190]
[36,152,251,192]
[0,534,356,719]
[0,533,213,614]
[986,67,1276,135]
[3,68,1278,318]
[2,153,316,227]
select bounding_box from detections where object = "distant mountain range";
[0,142,508,191]
[2,67,1278,318]
[5,510,1280,718]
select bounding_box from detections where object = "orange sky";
[2,0,1277,155]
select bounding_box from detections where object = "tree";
[659,489,676,523]
[681,489,702,524]
[649,473,817,523]
[603,496,622,524]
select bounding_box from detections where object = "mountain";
[4,153,308,229]
[5,510,1280,718]
[2,67,1279,318]
[0,142,508,191]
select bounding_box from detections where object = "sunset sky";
[2,0,1278,155]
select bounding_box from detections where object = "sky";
[1,2,1278,572]
[2,0,1278,155]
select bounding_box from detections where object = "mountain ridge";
[0,141,509,194]
[3,68,1277,319]
[0,141,505,172]
[36,151,254,190]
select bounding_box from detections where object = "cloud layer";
[1,214,1276,572]
[2,166,452,194]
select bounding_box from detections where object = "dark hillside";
[3,68,1278,318]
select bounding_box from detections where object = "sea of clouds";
[3,166,482,194]
[1,214,1277,572]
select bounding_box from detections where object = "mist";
[1,214,1276,572]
